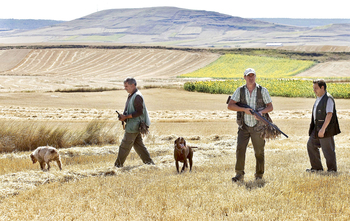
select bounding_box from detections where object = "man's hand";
[119,114,127,122]
[253,111,263,121]
[244,108,253,115]
[318,112,333,138]
[318,128,325,138]
[119,114,131,122]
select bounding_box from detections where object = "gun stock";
[226,96,232,104]
[115,110,125,130]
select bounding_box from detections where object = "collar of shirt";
[128,88,138,98]
[244,83,260,109]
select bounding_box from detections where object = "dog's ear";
[30,154,37,164]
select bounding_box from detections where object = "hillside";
[0,7,317,47]
[1,7,350,48]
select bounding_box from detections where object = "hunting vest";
[236,85,270,129]
[309,92,340,138]
[125,90,151,133]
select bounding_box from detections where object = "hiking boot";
[145,160,155,165]
[255,173,263,180]
[114,162,123,168]
[232,174,244,182]
[255,176,263,181]
[306,168,323,173]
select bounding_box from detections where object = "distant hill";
[252,18,350,27]
[1,7,350,48]
[0,19,63,30]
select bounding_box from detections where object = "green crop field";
[181,54,316,78]
[182,54,350,98]
[184,79,350,98]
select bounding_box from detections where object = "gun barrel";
[233,100,288,138]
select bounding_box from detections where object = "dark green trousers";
[235,124,265,177]
[114,132,154,167]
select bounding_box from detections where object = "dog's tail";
[189,146,198,149]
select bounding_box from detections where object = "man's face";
[313,83,325,97]
[124,82,136,94]
[244,73,256,84]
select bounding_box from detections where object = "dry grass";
[0,120,121,153]
[0,117,350,220]
[0,88,350,220]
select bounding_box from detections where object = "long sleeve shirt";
[124,89,144,118]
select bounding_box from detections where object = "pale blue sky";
[1,0,348,21]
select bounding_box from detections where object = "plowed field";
[0,48,220,92]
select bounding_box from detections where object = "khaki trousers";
[235,124,265,177]
[114,132,154,167]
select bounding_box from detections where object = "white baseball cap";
[244,68,256,76]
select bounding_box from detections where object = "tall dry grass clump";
[0,120,120,153]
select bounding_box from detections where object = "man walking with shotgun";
[227,68,273,182]
[114,77,154,168]
[306,79,340,172]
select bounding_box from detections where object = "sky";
[1,0,349,21]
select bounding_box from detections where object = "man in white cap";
[227,68,273,182]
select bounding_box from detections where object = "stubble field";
[0,48,219,92]
[0,47,350,220]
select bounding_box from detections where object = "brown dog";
[174,137,194,173]
[30,146,62,171]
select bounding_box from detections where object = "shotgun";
[227,96,288,138]
[115,110,125,130]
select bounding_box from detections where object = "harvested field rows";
[0,48,220,92]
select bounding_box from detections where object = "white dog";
[30,146,62,171]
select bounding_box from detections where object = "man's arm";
[318,97,334,138]
[120,95,143,121]
[258,102,273,114]
[227,99,253,115]
[318,112,332,138]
